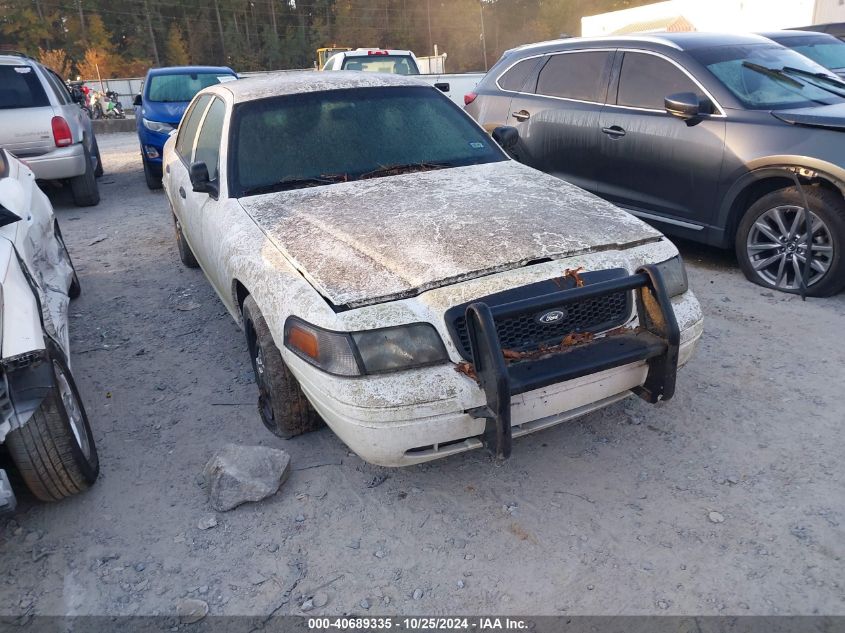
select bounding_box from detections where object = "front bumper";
[25,144,86,180]
[289,273,702,467]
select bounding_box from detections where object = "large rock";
[202,444,291,511]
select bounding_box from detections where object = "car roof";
[345,48,414,56]
[147,65,235,77]
[213,70,430,103]
[759,30,844,42]
[510,32,776,55]
[0,53,37,66]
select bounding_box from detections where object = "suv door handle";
[512,110,531,122]
[601,125,626,138]
[179,186,186,199]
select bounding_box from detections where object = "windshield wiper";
[780,66,845,97]
[359,161,456,180]
[240,174,348,196]
[741,61,803,88]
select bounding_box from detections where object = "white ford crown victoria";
[162,72,703,466]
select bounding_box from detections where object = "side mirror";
[189,161,217,196]
[492,126,519,151]
[0,178,26,226]
[665,92,701,120]
[133,94,142,107]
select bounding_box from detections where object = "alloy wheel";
[54,360,93,461]
[746,205,833,290]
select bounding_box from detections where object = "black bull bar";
[464,265,680,459]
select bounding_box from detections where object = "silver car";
[0,52,101,206]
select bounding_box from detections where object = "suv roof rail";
[0,48,35,60]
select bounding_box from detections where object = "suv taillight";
[51,116,73,147]
[464,92,477,106]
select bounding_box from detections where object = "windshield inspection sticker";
[217,75,237,83]
[469,141,485,149]
[14,67,32,73]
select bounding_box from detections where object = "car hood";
[771,102,845,131]
[139,100,188,125]
[238,161,663,308]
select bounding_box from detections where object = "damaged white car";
[163,72,703,466]
[0,149,98,510]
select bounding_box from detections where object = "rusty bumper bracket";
[465,265,680,459]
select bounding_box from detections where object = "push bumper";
[465,265,679,459]
[25,143,87,180]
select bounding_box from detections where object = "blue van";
[134,66,237,189]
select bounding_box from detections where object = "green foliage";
[0,0,659,77]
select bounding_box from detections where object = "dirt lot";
[1,133,844,618]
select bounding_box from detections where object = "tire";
[69,144,100,207]
[54,221,81,299]
[5,351,99,502]
[736,185,845,297]
[143,157,162,190]
[173,212,199,268]
[93,138,103,178]
[242,296,323,439]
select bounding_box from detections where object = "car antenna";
[790,171,814,302]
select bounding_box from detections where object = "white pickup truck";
[321,48,484,107]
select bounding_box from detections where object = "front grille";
[445,269,633,361]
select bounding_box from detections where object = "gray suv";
[0,52,101,206]
[466,33,845,296]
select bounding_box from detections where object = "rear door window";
[536,51,613,102]
[498,58,540,92]
[193,98,226,181]
[616,52,702,110]
[0,65,50,109]
[176,94,212,161]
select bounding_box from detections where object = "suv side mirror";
[665,92,701,120]
[133,94,142,107]
[189,161,217,196]
[492,126,519,151]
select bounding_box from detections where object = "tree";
[77,47,110,81]
[38,47,72,78]
[165,23,191,65]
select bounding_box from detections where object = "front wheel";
[736,185,845,297]
[143,157,162,190]
[5,352,99,501]
[173,212,199,268]
[242,296,323,439]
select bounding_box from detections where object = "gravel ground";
[1,133,843,617]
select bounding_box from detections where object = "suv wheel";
[736,185,845,296]
[241,296,323,439]
[69,144,100,206]
[5,350,99,501]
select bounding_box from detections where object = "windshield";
[230,86,505,197]
[776,34,845,71]
[341,55,420,75]
[690,43,845,109]
[147,72,235,103]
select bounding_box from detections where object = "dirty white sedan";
[0,149,98,509]
[163,72,703,466]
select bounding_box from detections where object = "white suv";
[0,52,101,207]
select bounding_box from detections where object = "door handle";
[601,125,626,138]
[512,110,530,122]
[179,186,186,199]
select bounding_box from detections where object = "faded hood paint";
[239,161,662,308]
[771,103,845,131]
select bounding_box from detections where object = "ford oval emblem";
[536,309,567,325]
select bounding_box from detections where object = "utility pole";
[427,0,433,55]
[142,0,160,66]
[479,0,487,71]
[77,0,86,40]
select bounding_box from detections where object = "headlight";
[653,255,688,297]
[284,317,448,376]
[142,118,174,134]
